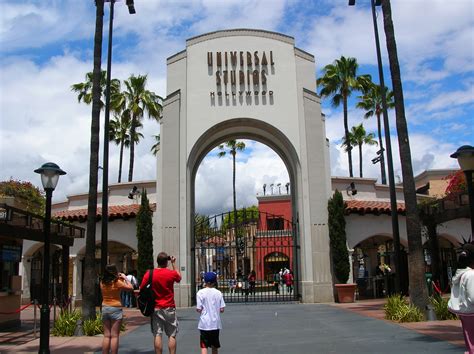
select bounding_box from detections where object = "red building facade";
[255,194,294,281]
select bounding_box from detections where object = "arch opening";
[188,118,301,303]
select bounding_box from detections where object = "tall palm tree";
[381,0,428,310]
[150,134,161,156]
[317,56,371,177]
[113,75,162,182]
[217,140,246,215]
[79,0,104,321]
[343,124,378,178]
[109,111,143,183]
[356,82,394,184]
[71,70,120,109]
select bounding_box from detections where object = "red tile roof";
[345,200,405,215]
[53,200,405,221]
[53,203,157,222]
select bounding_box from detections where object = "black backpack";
[137,269,155,317]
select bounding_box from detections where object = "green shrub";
[52,309,81,336]
[384,294,424,323]
[83,312,104,336]
[430,295,458,320]
[328,190,350,284]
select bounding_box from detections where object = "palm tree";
[113,75,162,182]
[357,82,394,184]
[71,70,120,109]
[317,56,371,177]
[343,124,378,178]
[150,134,160,156]
[217,140,246,215]
[381,0,428,310]
[80,0,104,321]
[109,111,143,183]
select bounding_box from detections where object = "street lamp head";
[126,0,136,14]
[34,162,66,190]
[451,145,474,172]
[348,0,355,5]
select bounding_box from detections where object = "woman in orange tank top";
[101,264,133,354]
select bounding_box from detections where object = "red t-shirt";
[140,268,181,308]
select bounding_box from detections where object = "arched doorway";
[30,245,63,302]
[423,235,457,293]
[352,235,409,298]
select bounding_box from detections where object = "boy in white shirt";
[196,272,226,354]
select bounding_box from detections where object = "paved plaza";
[0,300,465,354]
[117,303,462,354]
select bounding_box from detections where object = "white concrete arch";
[346,214,409,249]
[75,240,136,257]
[156,29,333,305]
[188,117,300,220]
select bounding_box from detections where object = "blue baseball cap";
[204,272,217,283]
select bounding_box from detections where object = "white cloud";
[0,2,91,52]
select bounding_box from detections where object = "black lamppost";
[451,145,474,237]
[349,0,401,293]
[34,162,66,354]
[101,0,136,275]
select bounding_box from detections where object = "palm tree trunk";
[343,96,353,177]
[381,0,428,310]
[128,116,136,182]
[118,140,124,183]
[83,0,104,320]
[376,112,387,184]
[359,143,363,178]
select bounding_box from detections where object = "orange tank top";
[101,279,127,307]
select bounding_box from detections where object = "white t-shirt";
[126,274,137,288]
[196,287,226,330]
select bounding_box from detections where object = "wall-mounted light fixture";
[346,182,357,196]
[128,186,140,200]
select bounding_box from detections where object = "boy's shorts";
[200,329,220,348]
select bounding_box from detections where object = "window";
[267,217,284,230]
[0,244,21,292]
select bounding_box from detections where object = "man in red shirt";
[140,252,181,354]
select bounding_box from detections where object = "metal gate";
[192,209,299,303]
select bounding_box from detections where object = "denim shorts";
[102,306,123,321]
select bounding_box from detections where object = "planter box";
[335,283,357,303]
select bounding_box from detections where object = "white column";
[72,256,81,305]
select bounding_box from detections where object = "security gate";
[192,209,299,303]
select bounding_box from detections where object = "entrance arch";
[155,29,333,306]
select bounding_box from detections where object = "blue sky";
[0,0,473,215]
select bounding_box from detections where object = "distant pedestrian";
[140,252,181,354]
[228,274,236,294]
[247,270,256,295]
[448,243,474,353]
[126,270,138,307]
[196,272,226,354]
[274,272,280,294]
[284,270,294,294]
[100,264,133,354]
